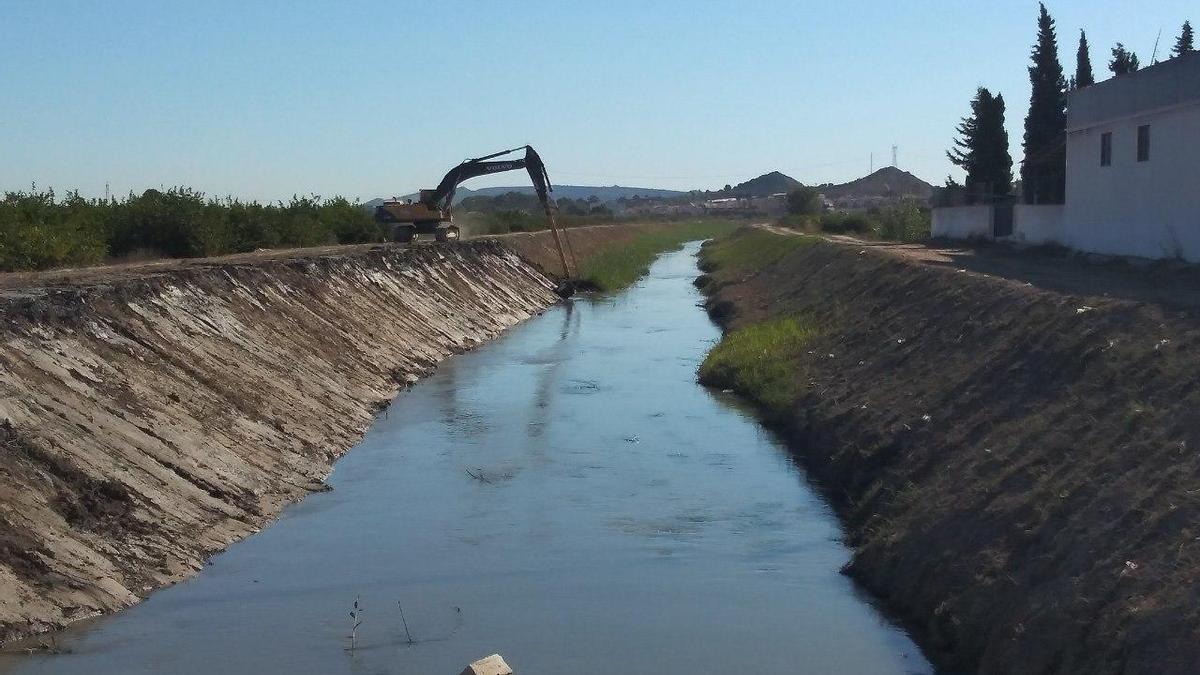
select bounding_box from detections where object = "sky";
[2,1,1194,202]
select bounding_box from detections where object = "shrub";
[786,186,822,215]
[0,187,382,271]
[819,212,872,234]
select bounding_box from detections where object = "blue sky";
[2,1,1193,201]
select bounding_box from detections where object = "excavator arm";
[423,146,554,219]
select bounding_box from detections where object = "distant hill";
[725,171,802,197]
[369,184,684,208]
[820,166,934,201]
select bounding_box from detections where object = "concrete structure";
[1012,204,1065,246]
[933,52,1200,261]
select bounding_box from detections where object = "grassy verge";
[698,315,819,419]
[698,227,816,276]
[696,228,825,419]
[578,220,739,291]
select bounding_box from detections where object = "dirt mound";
[700,229,1200,674]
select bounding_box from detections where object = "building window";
[1137,125,1150,162]
[1100,132,1112,166]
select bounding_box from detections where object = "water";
[3,242,932,674]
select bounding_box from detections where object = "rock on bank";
[0,240,558,643]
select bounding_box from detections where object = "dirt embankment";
[0,239,567,644]
[700,231,1200,674]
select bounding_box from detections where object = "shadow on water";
[1,242,934,675]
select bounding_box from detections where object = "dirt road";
[758,224,1200,310]
[0,222,670,298]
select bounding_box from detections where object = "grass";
[698,227,816,276]
[577,220,740,291]
[698,315,820,419]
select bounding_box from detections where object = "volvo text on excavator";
[375,145,577,277]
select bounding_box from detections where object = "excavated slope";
[0,240,559,643]
[700,231,1200,675]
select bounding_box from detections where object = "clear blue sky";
[2,1,1192,201]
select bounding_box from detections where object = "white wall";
[932,205,993,240]
[1010,205,1064,246]
[1064,103,1200,261]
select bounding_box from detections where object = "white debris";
[460,654,513,675]
[1076,306,1094,314]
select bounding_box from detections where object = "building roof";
[1067,51,1200,132]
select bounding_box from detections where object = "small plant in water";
[398,599,414,644]
[347,596,363,651]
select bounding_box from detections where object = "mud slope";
[700,231,1200,675]
[0,240,559,643]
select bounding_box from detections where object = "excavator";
[374,145,577,277]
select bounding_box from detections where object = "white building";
[933,51,1200,262]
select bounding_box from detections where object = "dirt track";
[760,224,1200,310]
[0,222,671,297]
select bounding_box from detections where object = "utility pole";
[869,152,874,174]
[892,145,898,168]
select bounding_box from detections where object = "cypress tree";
[1109,43,1140,75]
[1173,21,1194,57]
[948,88,1013,203]
[1021,3,1068,204]
[1076,30,1095,88]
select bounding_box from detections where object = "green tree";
[1109,43,1140,75]
[948,88,1013,203]
[1075,30,1095,88]
[1173,21,1194,57]
[1021,3,1068,204]
[785,186,821,216]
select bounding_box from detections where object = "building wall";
[1063,102,1200,261]
[932,205,993,240]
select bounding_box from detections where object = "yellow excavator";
[375,145,577,277]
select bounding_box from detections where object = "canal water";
[4,242,931,674]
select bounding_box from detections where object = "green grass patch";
[698,315,819,419]
[699,228,815,276]
[578,220,739,291]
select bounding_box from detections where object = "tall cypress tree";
[1109,44,1140,75]
[948,88,1013,203]
[1021,3,1067,204]
[1075,30,1095,88]
[1173,21,1194,57]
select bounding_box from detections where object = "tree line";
[946,8,1193,206]
[0,187,381,272]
